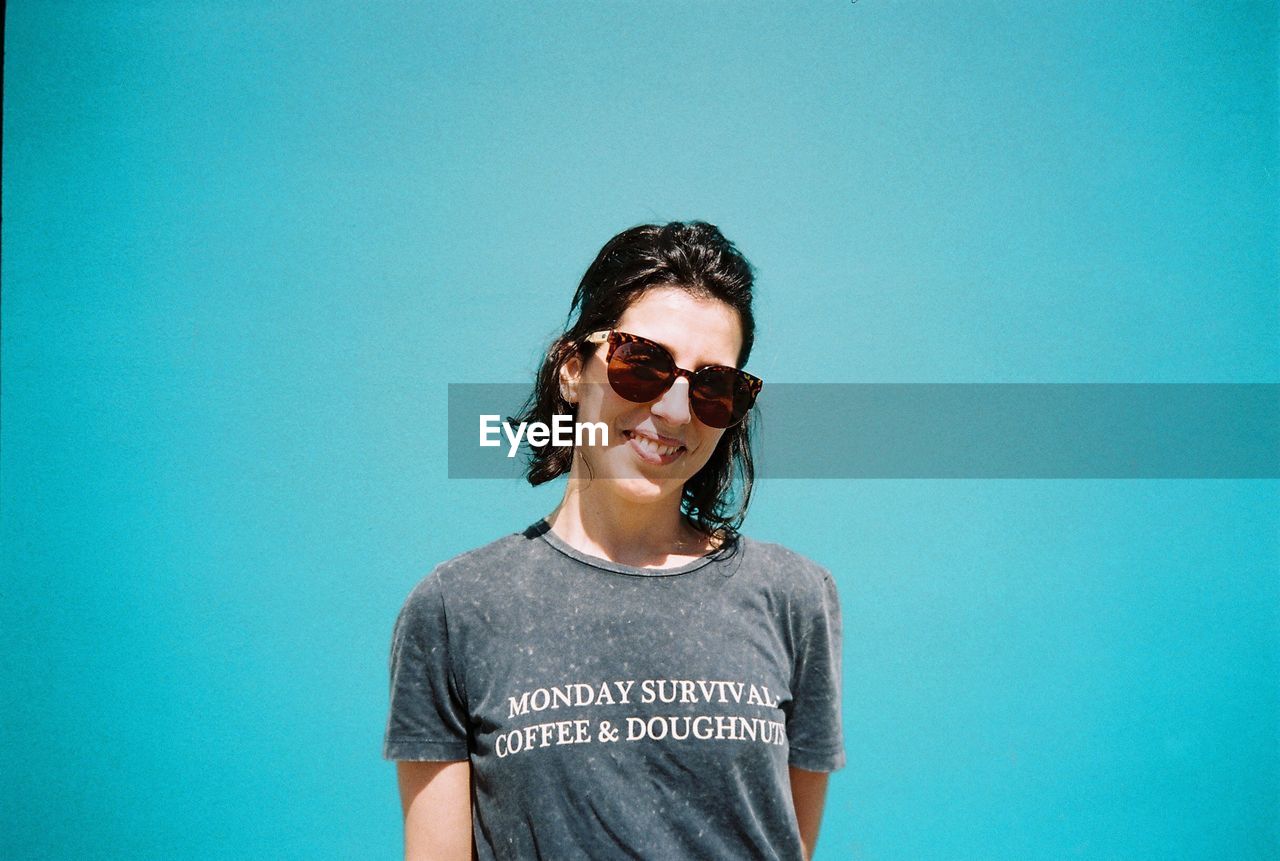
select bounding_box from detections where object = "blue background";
[3,2,1277,858]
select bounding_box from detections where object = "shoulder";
[734,538,842,666]
[730,535,840,622]
[431,529,535,581]
[734,535,834,590]
[399,526,543,612]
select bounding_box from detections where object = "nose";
[649,377,693,426]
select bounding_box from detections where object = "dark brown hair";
[513,221,758,539]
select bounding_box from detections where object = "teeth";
[630,433,680,458]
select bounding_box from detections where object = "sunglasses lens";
[608,340,674,402]
[601,332,759,427]
[690,368,755,428]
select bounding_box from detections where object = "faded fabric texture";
[384,520,844,861]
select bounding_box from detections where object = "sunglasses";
[584,330,763,428]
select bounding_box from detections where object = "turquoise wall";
[4,2,1277,858]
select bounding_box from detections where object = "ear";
[558,355,582,405]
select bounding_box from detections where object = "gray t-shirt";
[384,520,844,860]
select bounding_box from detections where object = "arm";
[789,766,830,861]
[786,565,843,859]
[397,760,473,861]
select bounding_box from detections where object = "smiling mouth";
[623,430,686,464]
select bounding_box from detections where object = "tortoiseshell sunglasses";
[584,330,763,428]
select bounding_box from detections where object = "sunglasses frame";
[583,329,763,428]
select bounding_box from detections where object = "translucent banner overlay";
[448,384,1279,479]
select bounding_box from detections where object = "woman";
[385,222,844,860]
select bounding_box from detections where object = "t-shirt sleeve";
[786,568,846,772]
[382,572,471,761]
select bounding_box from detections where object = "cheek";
[687,427,727,466]
[575,380,615,421]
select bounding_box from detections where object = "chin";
[610,475,680,505]
[576,449,695,506]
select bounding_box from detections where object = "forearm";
[398,760,474,861]
[788,766,830,860]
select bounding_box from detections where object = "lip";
[623,429,686,465]
[627,428,685,447]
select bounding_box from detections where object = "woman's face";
[561,286,745,509]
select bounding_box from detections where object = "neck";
[546,476,713,569]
